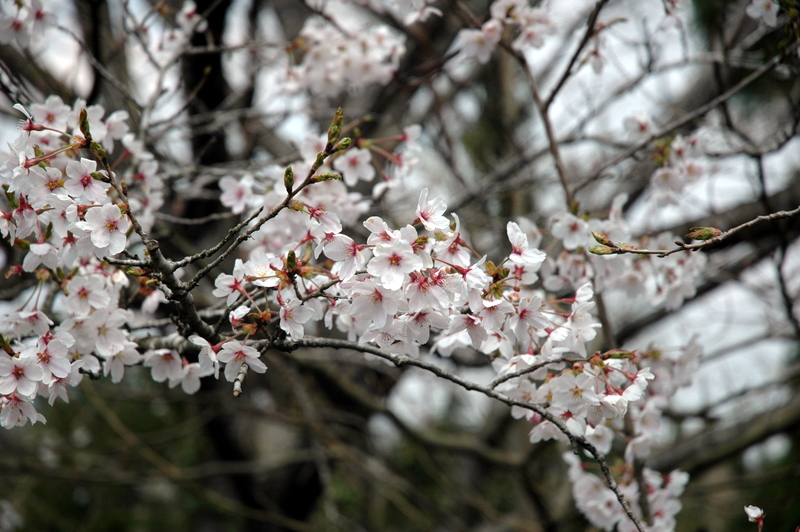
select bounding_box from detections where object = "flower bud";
[14,238,31,252]
[79,108,91,139]
[33,145,47,163]
[591,231,612,246]
[589,245,615,255]
[312,151,326,171]
[286,249,297,273]
[91,141,107,160]
[311,172,342,183]
[284,166,294,193]
[91,171,111,183]
[685,226,721,241]
[603,349,633,359]
[335,137,352,151]
[4,189,19,209]
[327,107,344,145]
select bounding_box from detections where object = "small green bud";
[591,231,612,246]
[313,151,326,171]
[286,250,297,273]
[33,145,47,163]
[14,238,31,252]
[91,141,107,160]
[284,166,294,193]
[311,173,342,183]
[588,245,616,255]
[335,137,352,151]
[327,107,344,145]
[79,108,91,139]
[603,349,633,359]
[685,227,721,241]
[4,188,19,209]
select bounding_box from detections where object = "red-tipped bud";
[686,227,721,241]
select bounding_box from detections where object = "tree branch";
[272,335,645,532]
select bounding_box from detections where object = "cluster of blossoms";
[0,96,710,530]
[285,11,406,97]
[456,0,556,64]
[210,144,704,530]
[566,452,689,532]
[0,0,737,529]
[0,96,164,428]
[649,134,705,207]
[0,0,205,57]
[0,0,51,48]
[543,196,707,312]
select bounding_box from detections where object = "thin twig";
[591,205,800,258]
[544,0,610,110]
[172,207,264,270]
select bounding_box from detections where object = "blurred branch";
[83,380,314,531]
[650,392,800,475]
[290,351,529,466]
[544,0,610,110]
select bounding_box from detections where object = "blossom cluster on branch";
[0,97,707,531]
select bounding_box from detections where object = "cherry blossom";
[64,158,111,203]
[323,234,367,281]
[0,394,45,429]
[170,362,205,395]
[551,213,590,251]
[333,147,376,186]
[279,300,315,341]
[220,175,255,214]
[744,505,765,522]
[0,356,43,397]
[143,349,184,383]
[367,238,423,290]
[217,341,267,382]
[76,204,131,255]
[213,259,248,304]
[458,20,502,64]
[65,275,111,316]
[415,188,449,231]
[745,0,779,26]
[507,221,546,265]
[347,280,401,329]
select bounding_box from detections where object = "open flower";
[279,300,315,340]
[333,147,375,186]
[64,158,111,203]
[0,355,43,397]
[744,505,764,522]
[507,221,546,265]
[367,239,423,290]
[415,188,449,231]
[217,341,267,382]
[77,204,131,255]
